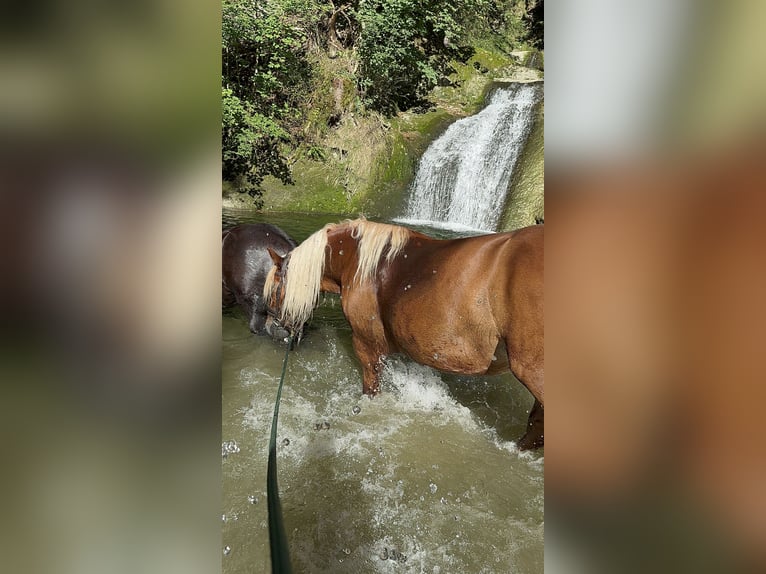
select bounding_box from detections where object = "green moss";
[471,46,515,71]
[259,158,350,213]
[302,52,359,142]
[353,129,412,217]
[499,101,544,230]
[430,47,512,114]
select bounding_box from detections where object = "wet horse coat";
[222,223,296,339]
[265,219,544,448]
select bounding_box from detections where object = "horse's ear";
[267,247,284,268]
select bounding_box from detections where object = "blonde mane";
[265,218,410,328]
[351,218,410,283]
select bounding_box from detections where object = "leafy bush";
[356,0,477,113]
[222,88,292,201]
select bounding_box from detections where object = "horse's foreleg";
[517,399,544,450]
[352,335,385,396]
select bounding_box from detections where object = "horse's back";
[223,223,295,254]
[222,224,296,277]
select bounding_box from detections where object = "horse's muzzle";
[265,315,289,339]
[265,314,303,344]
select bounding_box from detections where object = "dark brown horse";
[264,218,544,449]
[222,223,296,340]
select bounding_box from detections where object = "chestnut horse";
[264,218,544,449]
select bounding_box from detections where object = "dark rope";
[267,336,294,574]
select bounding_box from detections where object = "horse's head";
[264,248,302,343]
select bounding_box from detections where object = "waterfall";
[399,83,542,232]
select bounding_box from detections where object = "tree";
[220,0,536,199]
[356,0,478,113]
[222,0,311,197]
[222,88,292,203]
[525,0,543,49]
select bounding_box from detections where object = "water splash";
[221,440,240,458]
[228,328,543,573]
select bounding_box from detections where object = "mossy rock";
[259,158,350,213]
[499,101,544,230]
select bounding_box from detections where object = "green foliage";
[525,0,543,49]
[222,87,292,202]
[466,0,530,48]
[356,0,479,113]
[222,0,313,198]
[222,0,310,111]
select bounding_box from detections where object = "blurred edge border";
[1,1,765,573]
[0,2,222,574]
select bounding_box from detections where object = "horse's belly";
[398,334,507,376]
[384,280,509,376]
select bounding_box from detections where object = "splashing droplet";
[221,440,240,457]
[352,405,361,415]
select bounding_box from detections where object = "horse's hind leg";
[506,334,544,449]
[517,399,544,450]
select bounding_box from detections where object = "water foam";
[232,344,543,573]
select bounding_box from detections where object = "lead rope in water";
[267,336,294,574]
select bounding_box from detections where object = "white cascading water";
[400,82,542,232]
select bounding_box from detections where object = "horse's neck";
[324,228,358,287]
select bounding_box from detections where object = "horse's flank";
[264,218,410,328]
